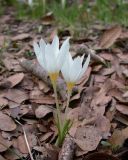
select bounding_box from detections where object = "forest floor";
[0,6,128,160]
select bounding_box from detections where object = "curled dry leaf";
[0,134,12,152]
[6,73,24,88]
[35,105,53,118]
[99,25,122,49]
[0,111,16,131]
[109,127,128,147]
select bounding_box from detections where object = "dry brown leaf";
[0,35,7,47]
[35,105,53,118]
[0,97,8,107]
[116,104,128,115]
[123,91,128,98]
[109,127,128,147]
[0,134,12,152]
[91,80,112,116]
[17,135,28,154]
[6,73,24,88]
[30,95,55,105]
[12,33,31,41]
[115,113,128,126]
[40,132,53,142]
[119,31,128,39]
[67,107,81,122]
[95,116,111,139]
[123,69,128,78]
[99,26,122,49]
[5,89,29,108]
[109,88,128,104]
[99,52,113,61]
[0,111,16,131]
[38,80,50,93]
[3,57,23,72]
[74,125,102,154]
[94,75,107,83]
[17,134,37,154]
[4,148,24,160]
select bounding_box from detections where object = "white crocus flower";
[61,53,90,92]
[33,36,70,82]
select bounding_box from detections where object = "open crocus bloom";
[33,36,70,81]
[61,53,90,91]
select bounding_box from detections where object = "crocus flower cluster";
[33,35,90,94]
[33,35,90,146]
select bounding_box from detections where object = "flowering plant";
[33,35,90,146]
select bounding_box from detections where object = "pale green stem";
[65,89,72,113]
[51,79,62,146]
[51,80,61,121]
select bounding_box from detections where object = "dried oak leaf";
[99,25,122,49]
[35,105,53,118]
[5,89,29,108]
[6,73,24,88]
[99,26,122,49]
[0,111,16,131]
[74,125,102,155]
[0,134,12,152]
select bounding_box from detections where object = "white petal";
[45,44,57,73]
[33,42,46,69]
[33,42,40,56]
[57,37,70,70]
[61,53,71,82]
[79,54,90,79]
[51,35,59,57]
[69,57,82,82]
[39,38,46,52]
[60,37,70,55]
